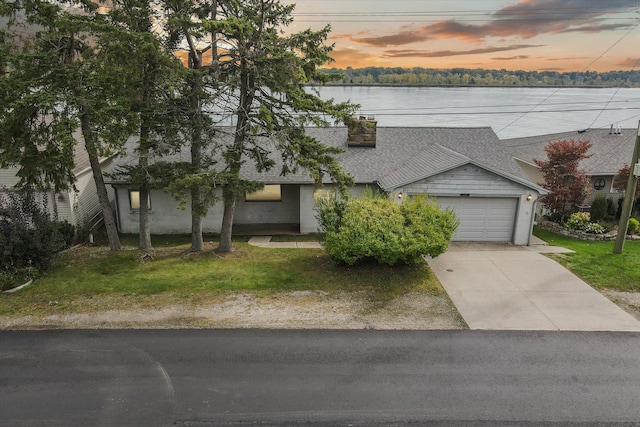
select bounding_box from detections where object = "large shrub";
[589,195,607,223]
[399,195,460,260]
[628,217,639,235]
[317,193,459,265]
[0,190,65,273]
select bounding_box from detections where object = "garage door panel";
[436,197,516,242]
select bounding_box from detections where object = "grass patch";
[534,227,640,291]
[0,236,443,318]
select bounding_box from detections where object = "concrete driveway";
[426,241,640,331]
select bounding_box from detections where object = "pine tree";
[0,0,139,251]
[206,0,357,252]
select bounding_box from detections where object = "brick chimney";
[347,116,377,147]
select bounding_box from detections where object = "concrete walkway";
[248,236,323,249]
[426,241,640,331]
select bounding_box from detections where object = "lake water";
[314,86,640,139]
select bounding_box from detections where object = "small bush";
[589,195,607,222]
[56,220,76,247]
[605,198,617,220]
[0,266,39,291]
[628,217,639,235]
[317,193,459,266]
[582,222,606,234]
[565,212,591,230]
[565,212,605,234]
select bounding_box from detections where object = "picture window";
[246,185,281,202]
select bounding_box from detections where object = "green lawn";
[533,227,640,291]
[0,236,443,317]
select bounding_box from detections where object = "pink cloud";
[340,0,636,47]
[615,57,640,68]
[491,55,530,61]
[383,44,542,58]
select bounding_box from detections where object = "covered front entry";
[436,197,517,242]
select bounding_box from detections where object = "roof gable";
[503,128,636,175]
[378,144,469,190]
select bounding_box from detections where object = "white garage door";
[436,197,517,242]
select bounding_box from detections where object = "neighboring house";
[108,119,547,245]
[0,136,116,229]
[503,127,636,206]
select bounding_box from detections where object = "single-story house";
[0,134,116,229]
[108,119,547,245]
[502,127,637,206]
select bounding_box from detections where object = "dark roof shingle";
[112,126,540,190]
[503,128,637,175]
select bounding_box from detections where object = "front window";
[246,185,281,202]
[129,190,151,210]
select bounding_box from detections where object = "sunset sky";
[285,0,640,72]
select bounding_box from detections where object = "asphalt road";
[1,329,640,426]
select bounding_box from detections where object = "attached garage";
[394,162,544,246]
[436,197,517,242]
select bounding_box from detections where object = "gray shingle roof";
[111,126,540,190]
[503,128,637,175]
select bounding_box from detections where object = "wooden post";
[613,121,640,254]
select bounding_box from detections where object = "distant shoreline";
[317,83,638,89]
[318,67,640,89]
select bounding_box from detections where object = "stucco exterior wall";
[234,184,299,225]
[114,184,301,234]
[114,186,225,234]
[300,184,374,234]
[299,185,318,234]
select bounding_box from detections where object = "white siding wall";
[0,167,21,188]
[405,164,529,196]
[398,165,538,245]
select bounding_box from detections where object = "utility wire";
[586,57,640,130]
[496,20,640,135]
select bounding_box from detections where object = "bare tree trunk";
[217,56,253,253]
[80,110,121,251]
[190,189,204,251]
[217,186,236,252]
[138,123,153,252]
[189,53,204,252]
[139,186,152,251]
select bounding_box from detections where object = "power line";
[497,20,640,135]
[357,98,640,113]
[357,106,640,117]
[586,57,640,130]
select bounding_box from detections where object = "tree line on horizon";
[322,67,640,88]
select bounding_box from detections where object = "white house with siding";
[0,141,116,229]
[503,127,637,206]
[109,120,547,245]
